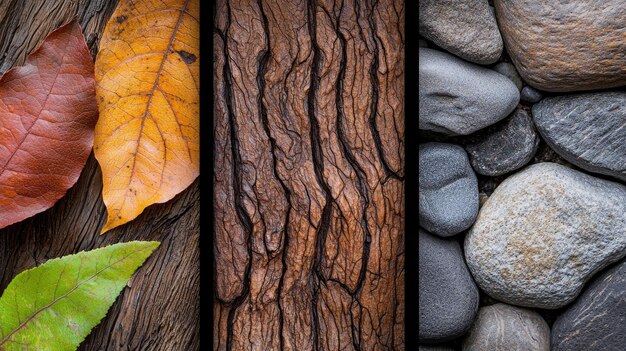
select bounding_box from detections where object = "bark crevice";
[221,1,255,349]
[214,0,404,349]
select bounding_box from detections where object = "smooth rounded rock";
[495,0,626,92]
[533,92,626,182]
[493,62,522,91]
[419,0,503,64]
[552,259,626,351]
[419,229,479,342]
[464,109,539,176]
[520,86,543,103]
[465,163,626,309]
[419,142,479,236]
[419,48,520,136]
[463,303,550,351]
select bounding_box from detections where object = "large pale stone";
[465,163,626,309]
[495,0,626,92]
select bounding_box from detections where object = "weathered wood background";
[0,1,200,350]
[214,0,404,349]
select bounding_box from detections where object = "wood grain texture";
[214,0,404,349]
[0,1,199,350]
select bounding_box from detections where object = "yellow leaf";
[94,0,199,234]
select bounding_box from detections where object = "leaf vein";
[124,0,191,200]
[0,245,153,346]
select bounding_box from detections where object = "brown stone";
[495,0,626,92]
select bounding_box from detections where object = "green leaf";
[0,241,159,351]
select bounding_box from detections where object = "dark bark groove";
[214,0,404,349]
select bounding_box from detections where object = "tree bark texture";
[0,1,200,350]
[213,0,405,350]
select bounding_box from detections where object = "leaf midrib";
[125,0,192,191]
[0,41,68,177]
[0,245,151,346]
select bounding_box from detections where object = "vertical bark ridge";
[366,0,402,182]
[219,2,255,349]
[304,2,335,350]
[214,0,404,349]
[255,1,293,350]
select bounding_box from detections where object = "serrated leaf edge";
[0,241,160,349]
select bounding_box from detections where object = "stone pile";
[418,0,626,349]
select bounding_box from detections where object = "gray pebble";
[419,142,479,237]
[520,86,543,103]
[419,0,503,64]
[533,91,626,182]
[464,108,539,176]
[552,258,626,351]
[463,303,550,351]
[465,163,626,309]
[420,228,479,342]
[419,48,520,136]
[493,62,523,91]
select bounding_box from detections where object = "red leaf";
[0,20,97,229]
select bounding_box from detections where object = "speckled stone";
[420,229,479,342]
[533,91,626,182]
[552,259,626,351]
[493,62,522,91]
[419,48,520,136]
[419,0,503,64]
[465,163,626,309]
[520,86,543,103]
[419,142,479,236]
[463,303,550,351]
[463,109,539,176]
[495,0,626,92]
